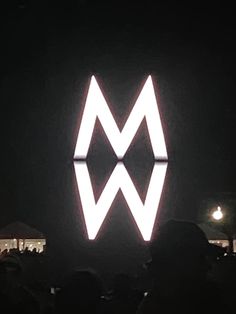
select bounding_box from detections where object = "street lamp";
[212,206,223,221]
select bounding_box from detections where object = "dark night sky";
[0,1,236,274]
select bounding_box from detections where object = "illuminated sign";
[74,76,167,160]
[74,162,167,241]
[74,76,168,240]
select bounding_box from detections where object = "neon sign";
[74,76,167,159]
[74,76,168,240]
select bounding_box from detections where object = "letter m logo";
[74,76,167,160]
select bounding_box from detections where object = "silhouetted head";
[0,262,7,291]
[55,269,103,314]
[0,253,22,275]
[112,273,133,296]
[0,253,22,288]
[149,220,211,291]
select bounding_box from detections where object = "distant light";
[13,238,17,241]
[212,206,223,220]
[5,243,8,246]
[38,242,41,245]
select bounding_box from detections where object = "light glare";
[212,206,223,221]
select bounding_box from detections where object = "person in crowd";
[54,268,103,314]
[102,273,143,314]
[0,253,40,314]
[209,254,236,312]
[137,220,228,314]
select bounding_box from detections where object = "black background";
[0,1,235,276]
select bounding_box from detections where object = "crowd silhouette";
[0,220,234,313]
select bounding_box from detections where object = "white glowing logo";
[74,162,167,241]
[74,76,167,160]
[74,76,168,241]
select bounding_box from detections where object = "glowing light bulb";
[212,206,223,221]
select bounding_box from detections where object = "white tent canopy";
[0,221,46,253]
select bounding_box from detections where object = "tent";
[198,223,236,252]
[0,221,46,253]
